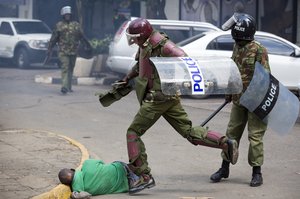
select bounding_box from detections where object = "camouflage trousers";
[222,102,267,166]
[59,54,77,91]
[126,98,227,176]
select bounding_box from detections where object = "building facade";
[1,0,299,45]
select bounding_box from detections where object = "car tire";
[15,48,30,69]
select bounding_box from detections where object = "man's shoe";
[227,139,239,165]
[129,174,156,195]
[250,173,263,187]
[61,87,68,94]
[210,167,229,182]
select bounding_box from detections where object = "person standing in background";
[47,6,90,94]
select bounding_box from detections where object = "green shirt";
[72,159,129,195]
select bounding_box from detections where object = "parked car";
[179,30,300,97]
[106,17,220,76]
[0,17,58,68]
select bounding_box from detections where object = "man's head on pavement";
[58,168,75,186]
[126,18,153,47]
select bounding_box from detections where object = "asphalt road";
[0,66,300,199]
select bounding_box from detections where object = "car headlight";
[28,39,48,50]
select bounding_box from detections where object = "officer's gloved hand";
[225,94,232,103]
[112,79,128,89]
[71,191,91,199]
[121,75,130,85]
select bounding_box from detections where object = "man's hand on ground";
[71,191,92,199]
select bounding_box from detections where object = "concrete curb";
[34,74,120,86]
[31,130,90,199]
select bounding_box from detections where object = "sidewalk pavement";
[0,129,89,199]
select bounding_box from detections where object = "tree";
[76,0,83,30]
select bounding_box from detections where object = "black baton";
[200,100,228,127]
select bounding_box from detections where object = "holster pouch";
[99,84,133,107]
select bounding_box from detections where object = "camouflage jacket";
[231,40,270,103]
[49,20,84,55]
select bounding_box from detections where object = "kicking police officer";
[121,18,239,193]
[210,13,270,187]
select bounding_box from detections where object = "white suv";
[106,17,220,76]
[0,18,58,68]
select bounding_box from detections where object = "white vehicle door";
[0,21,17,58]
[268,54,300,90]
[256,36,300,90]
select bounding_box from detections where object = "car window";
[0,22,14,35]
[207,35,234,51]
[192,27,218,35]
[114,20,129,42]
[152,25,216,44]
[177,33,206,47]
[255,36,295,56]
[13,21,51,34]
[153,25,190,43]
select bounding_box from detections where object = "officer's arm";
[48,26,59,52]
[81,35,92,50]
[122,63,139,83]
[258,47,271,73]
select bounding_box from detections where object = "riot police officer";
[210,13,270,187]
[122,18,239,194]
[47,6,90,94]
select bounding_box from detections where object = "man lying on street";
[58,159,151,198]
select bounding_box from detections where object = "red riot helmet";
[125,18,153,46]
[222,13,256,41]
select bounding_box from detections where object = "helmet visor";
[222,13,238,30]
[125,28,141,45]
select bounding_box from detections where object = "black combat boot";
[210,160,230,182]
[250,166,263,187]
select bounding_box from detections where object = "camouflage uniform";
[49,20,84,92]
[126,31,234,176]
[223,40,270,167]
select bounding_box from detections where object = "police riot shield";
[240,62,299,135]
[150,56,242,96]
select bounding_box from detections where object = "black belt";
[144,90,177,102]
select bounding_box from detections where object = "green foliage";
[90,35,113,54]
